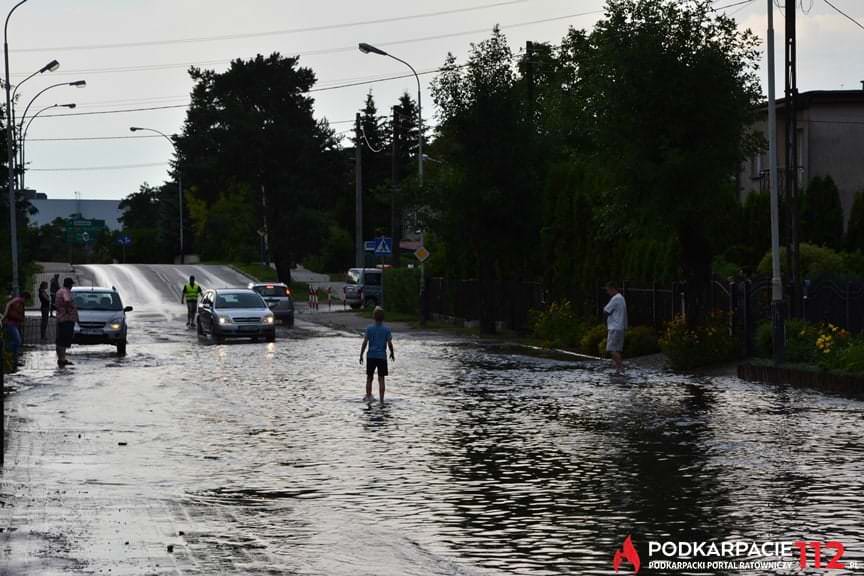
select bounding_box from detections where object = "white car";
[72,287,133,356]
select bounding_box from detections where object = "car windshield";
[253,285,289,298]
[215,292,265,309]
[364,272,382,286]
[74,291,123,311]
[347,270,362,285]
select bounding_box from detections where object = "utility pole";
[355,112,364,268]
[391,106,400,268]
[768,0,785,363]
[785,0,800,312]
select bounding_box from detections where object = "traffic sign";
[364,240,377,252]
[414,246,430,263]
[374,236,393,256]
[117,235,132,246]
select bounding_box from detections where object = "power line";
[13,0,545,54]
[822,0,864,32]
[12,11,602,78]
[713,0,755,11]
[35,68,455,119]
[29,162,169,172]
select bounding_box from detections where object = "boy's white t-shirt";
[604,293,628,331]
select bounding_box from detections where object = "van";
[343,268,383,309]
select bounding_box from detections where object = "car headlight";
[218,315,233,325]
[109,322,123,331]
[264,315,274,325]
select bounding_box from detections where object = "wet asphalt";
[2,265,864,575]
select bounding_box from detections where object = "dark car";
[343,268,383,309]
[248,282,294,327]
[196,288,276,343]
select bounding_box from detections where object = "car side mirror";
[124,306,134,312]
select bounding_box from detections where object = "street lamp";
[129,126,185,264]
[4,0,31,295]
[19,103,76,186]
[18,80,86,188]
[358,43,424,187]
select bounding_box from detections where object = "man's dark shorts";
[56,321,75,348]
[366,357,388,377]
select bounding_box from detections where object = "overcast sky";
[10,0,863,200]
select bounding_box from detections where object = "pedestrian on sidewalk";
[38,281,50,340]
[49,274,60,317]
[604,282,628,373]
[55,278,78,368]
[359,306,395,403]
[3,291,30,369]
[181,275,202,328]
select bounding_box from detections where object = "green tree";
[563,0,762,321]
[801,175,844,250]
[846,189,864,253]
[175,53,343,282]
[431,28,541,331]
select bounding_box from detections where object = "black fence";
[426,278,544,332]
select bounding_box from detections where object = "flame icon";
[613,535,641,574]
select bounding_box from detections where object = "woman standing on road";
[55,278,78,368]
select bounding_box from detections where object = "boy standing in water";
[360,306,395,403]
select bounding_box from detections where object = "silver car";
[196,288,276,342]
[248,282,294,327]
[72,287,133,356]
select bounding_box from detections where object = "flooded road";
[3,265,864,575]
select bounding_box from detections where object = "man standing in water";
[360,306,395,403]
[55,278,78,368]
[603,282,628,373]
[181,275,203,328]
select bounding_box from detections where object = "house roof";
[759,90,864,113]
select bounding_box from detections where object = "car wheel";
[265,331,276,343]
[117,341,127,356]
[287,315,294,328]
[211,322,224,343]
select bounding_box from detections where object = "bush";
[756,319,853,367]
[580,324,608,356]
[757,243,847,278]
[659,312,737,370]
[382,267,420,316]
[599,325,661,358]
[821,340,864,374]
[530,300,587,349]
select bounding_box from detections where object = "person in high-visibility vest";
[181,275,203,327]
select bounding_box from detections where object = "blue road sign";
[374,236,393,256]
[364,240,377,252]
[118,235,132,246]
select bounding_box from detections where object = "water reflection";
[7,326,864,574]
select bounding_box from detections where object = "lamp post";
[4,0,31,295]
[18,80,85,188]
[358,43,423,188]
[11,58,59,132]
[19,103,76,185]
[767,0,785,363]
[129,126,184,264]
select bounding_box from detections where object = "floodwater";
[2,264,864,575]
